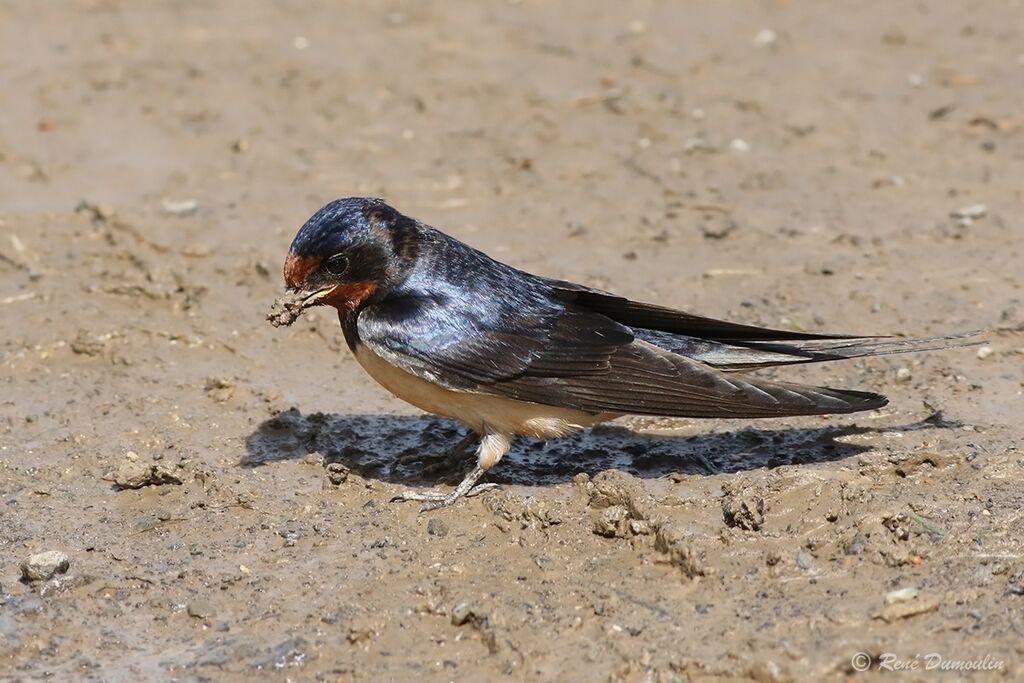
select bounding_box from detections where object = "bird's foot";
[390,465,498,512]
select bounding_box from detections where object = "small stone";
[187,599,216,619]
[325,462,349,486]
[114,461,183,489]
[895,367,912,382]
[451,602,473,626]
[951,204,987,220]
[278,527,303,548]
[161,198,199,216]
[884,586,919,604]
[426,518,449,537]
[977,345,993,360]
[845,533,867,555]
[753,28,778,48]
[21,551,70,582]
[796,550,815,570]
[728,138,751,153]
[628,519,653,535]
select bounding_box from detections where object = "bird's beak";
[296,284,339,310]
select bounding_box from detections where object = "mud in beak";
[267,285,339,328]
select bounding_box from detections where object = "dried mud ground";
[2,2,1023,682]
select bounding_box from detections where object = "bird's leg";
[391,429,510,512]
[394,430,477,471]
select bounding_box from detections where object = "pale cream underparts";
[354,345,617,469]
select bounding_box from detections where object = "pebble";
[115,461,183,489]
[951,204,988,220]
[21,551,70,582]
[451,602,474,626]
[325,462,349,486]
[895,367,912,382]
[796,550,815,570]
[279,527,303,548]
[845,533,867,556]
[753,28,778,48]
[977,345,993,360]
[885,586,919,604]
[161,198,199,216]
[426,518,449,537]
[728,138,752,153]
[951,204,988,228]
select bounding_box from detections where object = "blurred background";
[2,1,1021,680]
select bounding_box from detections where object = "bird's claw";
[390,483,500,512]
[389,464,495,512]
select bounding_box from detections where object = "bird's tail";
[699,331,985,372]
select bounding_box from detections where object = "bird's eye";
[325,254,349,276]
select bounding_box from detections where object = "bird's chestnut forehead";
[283,253,321,290]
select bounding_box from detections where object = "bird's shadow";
[241,408,960,486]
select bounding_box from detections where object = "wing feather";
[356,293,887,419]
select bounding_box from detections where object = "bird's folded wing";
[547,279,863,341]
[357,296,886,418]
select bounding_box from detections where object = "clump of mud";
[266,292,308,327]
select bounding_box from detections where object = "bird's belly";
[353,345,615,438]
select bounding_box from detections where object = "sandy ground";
[2,1,1023,681]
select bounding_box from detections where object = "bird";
[273,197,978,511]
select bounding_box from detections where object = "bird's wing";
[546,279,855,340]
[357,292,886,418]
[548,279,982,370]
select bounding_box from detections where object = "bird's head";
[282,197,408,314]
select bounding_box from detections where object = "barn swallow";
[275,197,978,511]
